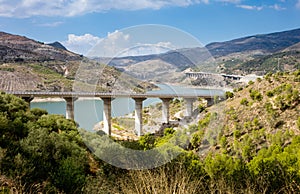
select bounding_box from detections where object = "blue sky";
[0,0,300,55]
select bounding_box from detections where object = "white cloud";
[87,30,132,57]
[63,33,103,55]
[2,0,286,18]
[237,4,263,11]
[0,0,208,18]
[217,0,240,4]
[39,21,64,27]
[269,4,286,11]
[62,30,178,57]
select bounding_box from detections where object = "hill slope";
[0,32,152,92]
[192,70,300,156]
[0,32,81,62]
[206,28,300,57]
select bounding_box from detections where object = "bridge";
[7,91,225,136]
[186,72,243,81]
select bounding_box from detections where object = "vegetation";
[222,51,300,75]
[0,70,300,193]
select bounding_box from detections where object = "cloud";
[62,30,178,57]
[0,0,208,18]
[63,33,103,55]
[237,4,263,11]
[39,21,64,27]
[87,30,131,57]
[269,4,286,11]
[217,0,240,4]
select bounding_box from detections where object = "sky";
[0,0,300,56]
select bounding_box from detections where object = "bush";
[266,91,274,98]
[164,127,175,136]
[190,130,204,149]
[248,80,254,85]
[198,104,206,113]
[225,91,234,99]
[233,129,241,139]
[257,77,262,82]
[250,90,263,101]
[138,133,156,150]
[220,136,227,148]
[240,98,249,106]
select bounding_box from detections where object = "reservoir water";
[30,85,224,131]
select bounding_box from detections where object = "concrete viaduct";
[7,91,224,136]
[186,72,243,81]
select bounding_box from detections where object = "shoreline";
[31,97,102,103]
[32,97,65,103]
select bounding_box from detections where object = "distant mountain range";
[93,28,300,77]
[206,28,300,57]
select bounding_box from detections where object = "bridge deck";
[6,91,225,99]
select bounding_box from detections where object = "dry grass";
[118,164,206,194]
[0,175,44,194]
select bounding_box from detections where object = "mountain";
[96,28,300,80]
[0,32,81,62]
[47,41,67,51]
[0,32,153,92]
[206,28,300,57]
[284,42,300,52]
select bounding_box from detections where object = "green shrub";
[250,90,263,101]
[190,130,204,149]
[257,77,262,82]
[198,104,206,113]
[240,98,249,106]
[248,80,254,85]
[164,127,175,136]
[233,130,241,139]
[198,113,212,128]
[266,91,274,97]
[138,133,155,150]
[225,91,234,99]
[220,136,227,148]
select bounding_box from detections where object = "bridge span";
[7,91,225,136]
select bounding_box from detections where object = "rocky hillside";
[191,70,300,157]
[206,28,300,57]
[0,32,153,92]
[0,32,81,62]
[219,50,300,75]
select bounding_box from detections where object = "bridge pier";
[102,98,112,136]
[160,98,172,123]
[133,98,146,136]
[22,96,34,104]
[64,97,76,120]
[185,98,196,117]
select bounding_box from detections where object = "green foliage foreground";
[0,71,300,193]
